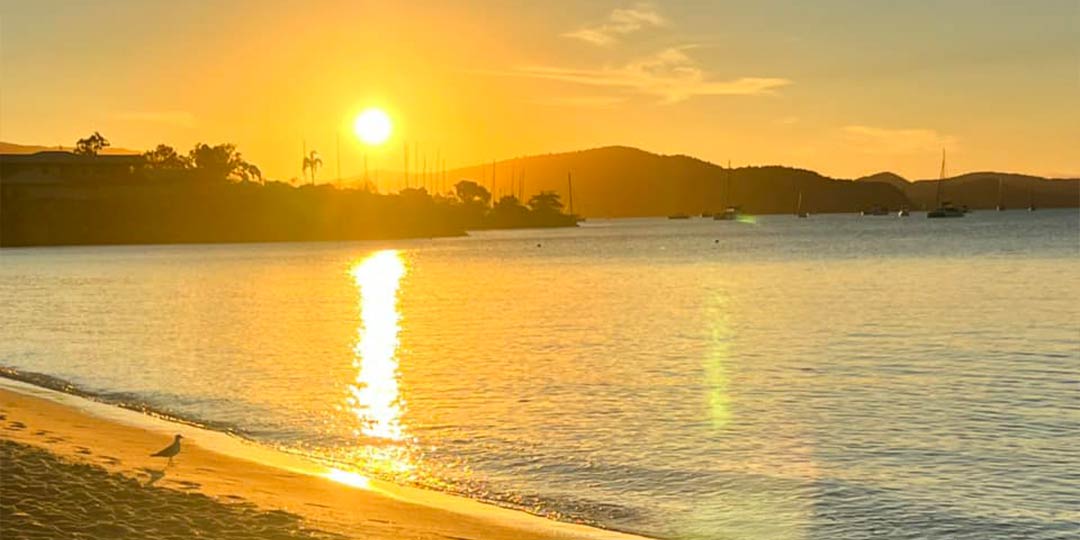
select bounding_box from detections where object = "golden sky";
[1,0,1077,181]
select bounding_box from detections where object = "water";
[2,210,1078,539]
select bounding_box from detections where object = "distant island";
[2,138,1076,247]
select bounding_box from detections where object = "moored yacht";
[714,206,740,220]
[927,149,964,219]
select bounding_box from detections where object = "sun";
[353,108,392,146]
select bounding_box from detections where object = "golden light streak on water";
[345,250,415,476]
[706,298,733,430]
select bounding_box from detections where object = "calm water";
[2,211,1078,539]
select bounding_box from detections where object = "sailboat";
[1027,186,1036,211]
[927,149,964,218]
[996,177,1006,211]
[714,162,741,220]
[795,190,808,218]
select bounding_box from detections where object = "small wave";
[0,366,247,438]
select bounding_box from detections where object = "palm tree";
[302,151,323,185]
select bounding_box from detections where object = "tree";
[302,151,322,185]
[493,195,525,211]
[142,144,191,169]
[453,180,491,206]
[488,195,530,226]
[74,132,110,156]
[400,187,431,201]
[236,162,263,184]
[188,143,258,182]
[528,191,564,214]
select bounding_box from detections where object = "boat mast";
[567,172,575,215]
[935,148,946,207]
[726,160,732,209]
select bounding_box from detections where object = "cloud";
[531,95,628,108]
[842,125,957,155]
[564,3,665,46]
[115,110,196,128]
[517,47,791,104]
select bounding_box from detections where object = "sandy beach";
[0,384,646,540]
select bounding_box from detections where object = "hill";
[444,146,910,217]
[440,146,1075,216]
[0,141,140,156]
[857,170,1079,210]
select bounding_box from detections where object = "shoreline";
[0,378,649,540]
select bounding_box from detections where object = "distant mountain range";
[442,146,1078,217]
[855,171,1078,212]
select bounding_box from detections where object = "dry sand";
[0,385,647,540]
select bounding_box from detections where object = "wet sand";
[0,386,645,540]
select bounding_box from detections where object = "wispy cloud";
[564,3,665,47]
[531,95,628,108]
[842,125,957,155]
[517,47,791,104]
[115,110,196,128]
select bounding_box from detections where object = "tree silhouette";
[528,191,564,214]
[236,162,263,183]
[453,180,491,206]
[494,195,524,211]
[74,132,110,156]
[143,144,191,169]
[302,151,322,185]
[187,143,258,182]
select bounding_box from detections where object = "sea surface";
[2,210,1078,540]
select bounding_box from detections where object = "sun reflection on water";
[345,250,415,476]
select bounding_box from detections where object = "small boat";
[928,201,965,218]
[700,212,713,218]
[861,205,889,216]
[714,206,740,221]
[927,150,964,219]
[898,208,910,217]
[668,213,691,220]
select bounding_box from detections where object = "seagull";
[150,434,183,466]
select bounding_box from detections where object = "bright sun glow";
[353,108,392,145]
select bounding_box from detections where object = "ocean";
[2,210,1077,539]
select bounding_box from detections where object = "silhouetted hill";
[858,170,1079,210]
[441,147,1075,217]
[855,172,910,190]
[448,146,910,217]
[0,141,140,156]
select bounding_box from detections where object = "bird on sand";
[151,434,184,466]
